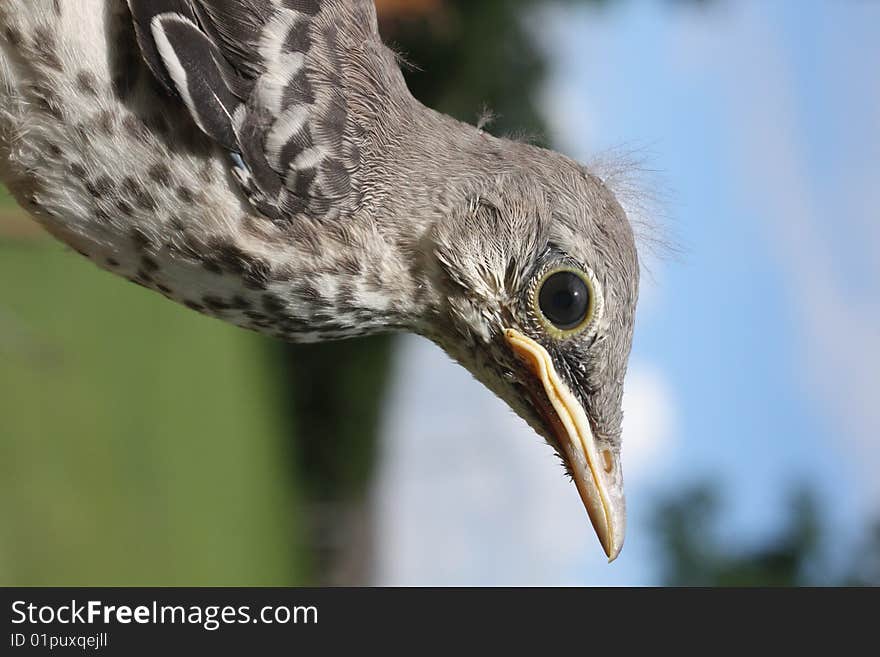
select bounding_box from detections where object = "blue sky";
[374,0,879,585]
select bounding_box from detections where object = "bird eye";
[534,268,595,336]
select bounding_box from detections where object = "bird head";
[425,150,639,560]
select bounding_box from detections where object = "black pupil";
[538,271,590,330]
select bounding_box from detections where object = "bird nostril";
[602,449,614,474]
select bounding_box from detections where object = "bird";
[0,0,640,561]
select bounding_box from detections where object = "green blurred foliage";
[284,338,394,501]
[652,483,880,586]
[384,0,554,140]
[0,239,305,585]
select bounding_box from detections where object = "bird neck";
[357,102,520,340]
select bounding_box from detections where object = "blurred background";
[1,0,878,586]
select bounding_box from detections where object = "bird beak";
[504,328,626,561]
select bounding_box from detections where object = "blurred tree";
[282,337,394,584]
[652,483,880,587]
[844,520,880,587]
[379,0,554,139]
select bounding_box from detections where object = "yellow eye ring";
[532,266,596,339]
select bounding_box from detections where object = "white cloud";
[622,364,678,481]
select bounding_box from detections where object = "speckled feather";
[0,0,639,457]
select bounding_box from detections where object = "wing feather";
[128,0,199,93]
[127,0,396,223]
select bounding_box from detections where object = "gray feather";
[151,13,242,150]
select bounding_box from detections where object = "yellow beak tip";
[503,328,627,563]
